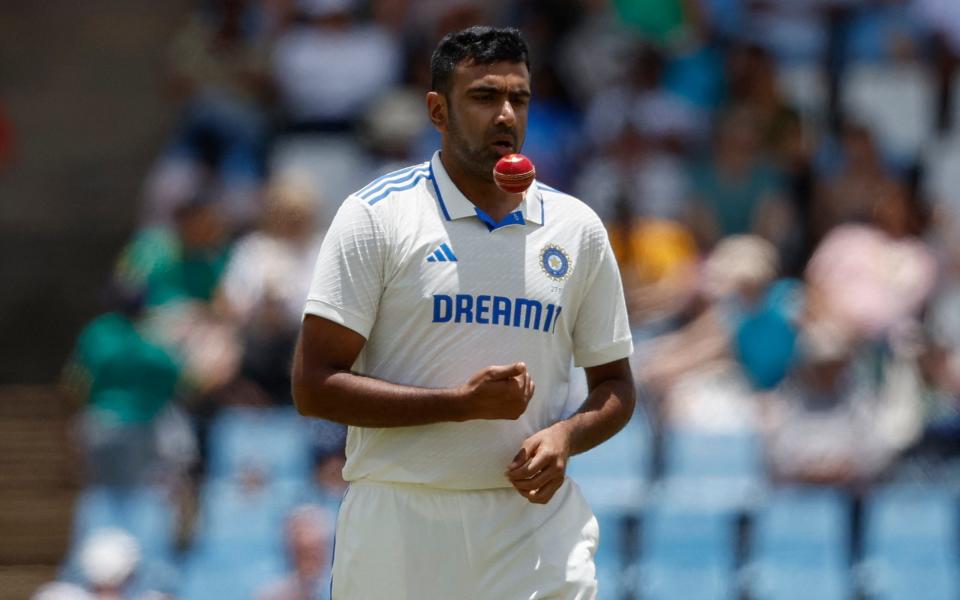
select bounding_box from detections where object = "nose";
[496,100,516,127]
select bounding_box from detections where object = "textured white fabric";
[330,479,598,600]
[304,151,632,490]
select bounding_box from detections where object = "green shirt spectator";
[70,312,181,424]
[115,199,232,307]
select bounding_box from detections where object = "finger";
[526,477,564,505]
[488,362,526,381]
[518,371,529,398]
[507,447,527,471]
[508,446,555,479]
[526,377,535,401]
[509,466,557,490]
[507,437,539,472]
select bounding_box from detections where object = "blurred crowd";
[40,0,960,597]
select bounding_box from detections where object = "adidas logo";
[426,242,458,262]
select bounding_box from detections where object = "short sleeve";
[572,230,634,368]
[303,197,386,339]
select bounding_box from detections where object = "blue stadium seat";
[593,509,632,600]
[568,411,652,512]
[637,504,738,600]
[191,477,302,559]
[207,407,313,481]
[179,552,285,600]
[750,567,851,600]
[862,486,960,600]
[659,428,766,510]
[753,487,850,569]
[749,487,853,600]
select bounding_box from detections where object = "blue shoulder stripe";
[357,163,429,198]
[360,167,430,200]
[366,173,429,206]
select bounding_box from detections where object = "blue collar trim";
[428,162,451,221]
[475,207,525,231]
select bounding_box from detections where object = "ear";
[426,91,448,133]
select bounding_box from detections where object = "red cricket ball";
[493,153,536,194]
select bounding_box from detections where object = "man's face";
[438,60,531,182]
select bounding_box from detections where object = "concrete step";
[0,565,60,600]
[0,489,75,565]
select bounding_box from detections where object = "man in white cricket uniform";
[293,26,635,599]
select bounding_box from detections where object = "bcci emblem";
[540,244,572,281]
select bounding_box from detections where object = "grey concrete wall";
[0,1,191,382]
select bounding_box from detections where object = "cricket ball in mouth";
[493,153,536,194]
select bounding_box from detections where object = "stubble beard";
[446,110,498,183]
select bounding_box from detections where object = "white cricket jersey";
[304,151,633,490]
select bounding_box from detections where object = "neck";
[439,148,522,222]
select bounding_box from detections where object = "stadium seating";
[658,428,766,511]
[206,406,313,481]
[861,486,960,600]
[567,411,653,512]
[748,487,853,600]
[637,504,738,600]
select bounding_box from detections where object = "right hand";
[458,362,535,420]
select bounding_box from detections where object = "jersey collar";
[429,151,544,227]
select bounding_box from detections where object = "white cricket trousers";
[330,478,599,599]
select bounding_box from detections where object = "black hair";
[430,26,530,95]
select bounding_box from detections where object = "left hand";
[505,422,572,504]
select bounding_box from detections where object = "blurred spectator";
[607,204,700,327]
[726,44,801,161]
[584,43,704,152]
[59,528,171,600]
[813,123,907,240]
[216,173,325,404]
[115,196,242,400]
[255,504,333,600]
[762,320,925,488]
[687,108,793,252]
[79,528,140,597]
[838,25,936,168]
[574,125,693,225]
[117,196,232,309]
[521,63,582,188]
[271,0,401,130]
[804,224,936,342]
[217,173,323,328]
[147,0,273,227]
[63,283,183,487]
[918,0,960,129]
[361,88,431,168]
[637,236,781,432]
[556,2,642,106]
[610,0,694,46]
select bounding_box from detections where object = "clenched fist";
[458,362,535,421]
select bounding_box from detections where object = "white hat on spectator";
[78,528,140,589]
[31,582,92,600]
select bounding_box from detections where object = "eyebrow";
[466,85,532,98]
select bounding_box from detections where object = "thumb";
[488,362,526,381]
